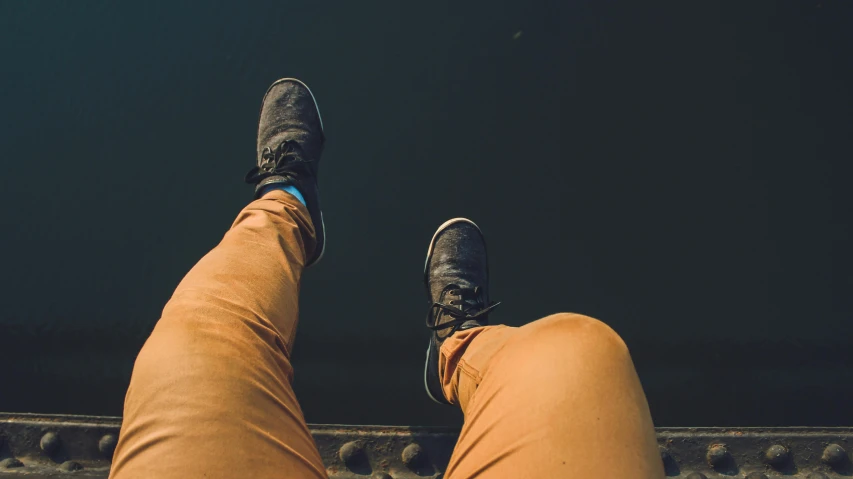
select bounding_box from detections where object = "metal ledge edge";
[1,413,852,478]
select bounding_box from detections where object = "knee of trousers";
[490,313,632,389]
[527,312,628,354]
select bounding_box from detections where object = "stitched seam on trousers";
[458,358,485,413]
[457,358,482,385]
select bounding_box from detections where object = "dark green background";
[1,1,851,427]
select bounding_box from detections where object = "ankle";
[260,183,306,207]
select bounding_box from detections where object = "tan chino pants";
[109,190,663,478]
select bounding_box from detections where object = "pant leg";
[440,313,664,479]
[109,190,326,479]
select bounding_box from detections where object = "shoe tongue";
[442,285,485,314]
[455,286,481,307]
[430,284,492,340]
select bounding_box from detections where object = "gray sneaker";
[423,218,501,404]
[245,78,326,266]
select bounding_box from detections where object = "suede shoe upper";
[423,219,500,404]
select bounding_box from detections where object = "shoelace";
[426,285,501,335]
[244,140,312,184]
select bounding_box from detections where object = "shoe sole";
[422,217,483,404]
[262,78,327,266]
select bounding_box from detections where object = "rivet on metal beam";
[401,443,425,469]
[0,458,24,469]
[99,433,118,458]
[59,460,83,472]
[806,472,829,479]
[822,443,847,467]
[685,473,707,479]
[744,472,768,479]
[339,441,366,469]
[763,444,790,468]
[40,431,61,455]
[706,444,731,469]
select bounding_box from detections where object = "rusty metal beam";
[1,413,852,478]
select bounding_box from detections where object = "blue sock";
[260,183,307,207]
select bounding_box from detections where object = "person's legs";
[110,78,328,479]
[109,190,325,478]
[421,218,662,478]
[440,315,664,478]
